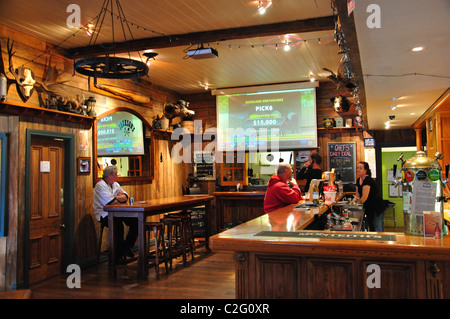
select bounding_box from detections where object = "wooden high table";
[104,195,213,280]
[209,197,450,299]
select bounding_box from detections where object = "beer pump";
[399,151,445,236]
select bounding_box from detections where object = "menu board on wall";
[191,206,206,238]
[328,142,356,183]
[193,151,216,180]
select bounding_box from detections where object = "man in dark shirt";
[297,152,323,193]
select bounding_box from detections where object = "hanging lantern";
[73,0,148,84]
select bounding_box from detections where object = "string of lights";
[364,73,450,79]
[20,12,104,68]
[20,7,336,69]
[97,8,336,50]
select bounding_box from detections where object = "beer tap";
[434,151,448,188]
[443,164,449,190]
[392,163,402,187]
[391,153,405,187]
[435,152,449,202]
[397,153,406,167]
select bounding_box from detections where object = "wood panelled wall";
[0,115,19,291]
[0,26,187,290]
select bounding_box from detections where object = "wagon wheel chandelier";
[74,0,148,84]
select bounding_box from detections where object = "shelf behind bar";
[0,101,94,127]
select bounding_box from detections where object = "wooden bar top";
[213,191,265,198]
[104,195,213,212]
[209,198,450,262]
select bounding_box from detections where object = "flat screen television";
[213,82,318,151]
[97,111,145,156]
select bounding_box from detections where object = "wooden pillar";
[414,128,423,151]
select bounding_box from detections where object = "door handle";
[60,188,64,206]
[60,224,65,229]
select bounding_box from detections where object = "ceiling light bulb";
[257,1,266,14]
[85,24,94,36]
[411,46,424,52]
[143,51,158,67]
[284,43,291,51]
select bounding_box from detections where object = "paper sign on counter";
[411,181,436,215]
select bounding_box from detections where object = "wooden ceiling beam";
[65,16,335,58]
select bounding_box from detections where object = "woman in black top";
[353,161,385,231]
[297,153,323,193]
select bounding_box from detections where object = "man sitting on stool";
[93,165,137,262]
[264,163,303,214]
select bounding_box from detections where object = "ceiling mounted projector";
[187,47,218,59]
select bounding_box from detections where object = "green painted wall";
[381,150,417,228]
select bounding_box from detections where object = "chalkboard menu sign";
[328,142,356,183]
[194,151,216,180]
[191,206,206,238]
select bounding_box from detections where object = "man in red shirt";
[264,163,302,213]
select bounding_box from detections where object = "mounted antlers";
[6,38,36,102]
[0,38,82,111]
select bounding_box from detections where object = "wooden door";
[28,137,65,284]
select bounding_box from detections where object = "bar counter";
[209,196,450,299]
[214,191,266,231]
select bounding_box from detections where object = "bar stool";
[145,222,169,279]
[161,216,187,269]
[97,222,108,264]
[170,211,195,261]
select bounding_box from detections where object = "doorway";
[376,141,417,230]
[24,130,75,286]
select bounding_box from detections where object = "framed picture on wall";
[78,157,91,174]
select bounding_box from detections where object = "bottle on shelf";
[326,213,335,230]
[435,223,441,239]
[312,180,319,204]
[342,211,352,230]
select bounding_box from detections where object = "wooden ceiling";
[0,0,448,130]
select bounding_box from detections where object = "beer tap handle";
[392,164,401,187]
[444,164,449,188]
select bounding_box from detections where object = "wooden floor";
[29,227,405,299]
[30,248,236,299]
